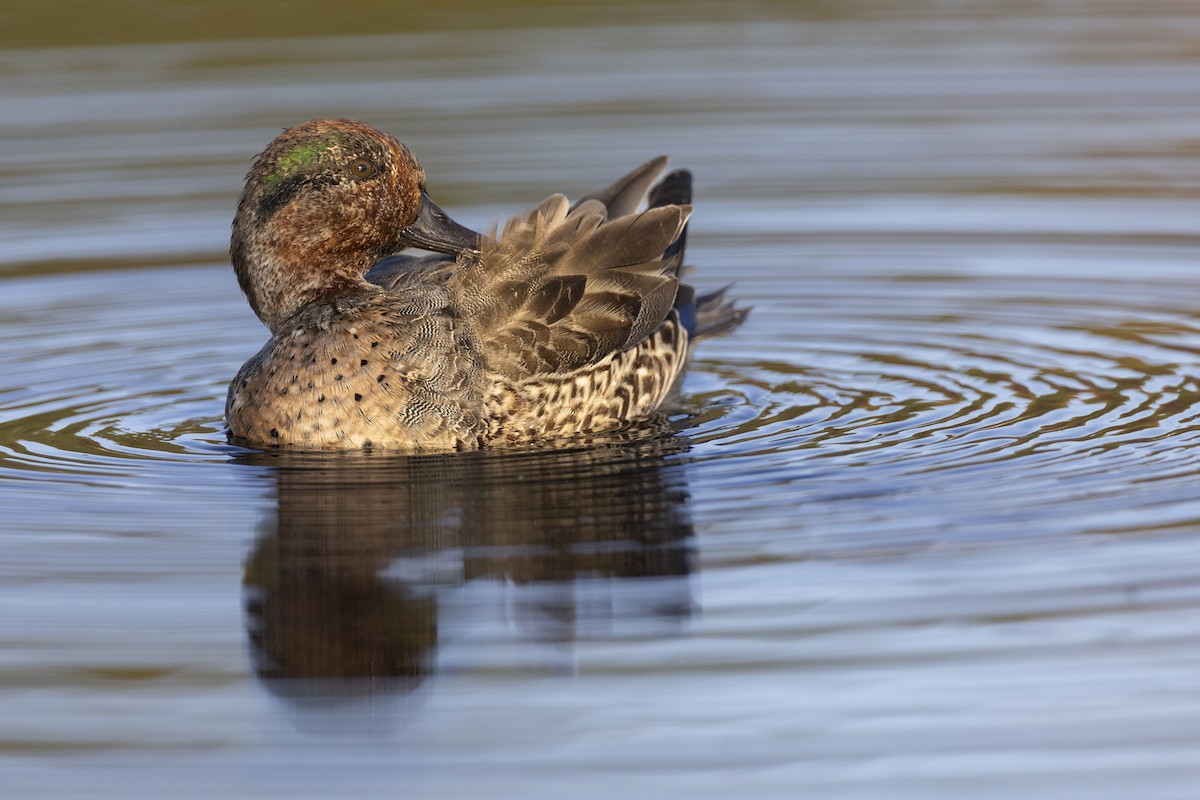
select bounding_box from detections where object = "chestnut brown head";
[231,119,479,332]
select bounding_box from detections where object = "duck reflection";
[239,430,696,703]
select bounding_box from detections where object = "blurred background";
[4,2,1200,799]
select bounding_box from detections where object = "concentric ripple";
[5,254,1200,550]
[0,265,247,486]
[693,278,1200,468]
[671,249,1200,547]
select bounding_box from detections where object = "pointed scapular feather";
[498,194,567,244]
[525,275,587,324]
[570,156,668,217]
[626,277,679,346]
[561,206,688,273]
[577,290,642,326]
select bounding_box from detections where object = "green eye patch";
[266,141,333,185]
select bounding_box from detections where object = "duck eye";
[349,158,379,180]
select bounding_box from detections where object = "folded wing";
[451,157,690,380]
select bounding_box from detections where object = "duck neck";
[231,216,377,334]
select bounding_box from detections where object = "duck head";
[231,118,480,332]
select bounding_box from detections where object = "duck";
[226,118,745,451]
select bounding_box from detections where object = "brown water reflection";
[241,434,694,694]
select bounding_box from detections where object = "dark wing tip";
[648,169,693,209]
[569,156,670,217]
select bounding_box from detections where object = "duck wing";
[451,157,691,381]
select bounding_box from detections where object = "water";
[4,2,1200,797]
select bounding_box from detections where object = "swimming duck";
[226,118,744,451]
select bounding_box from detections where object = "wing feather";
[451,159,691,380]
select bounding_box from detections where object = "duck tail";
[691,284,750,339]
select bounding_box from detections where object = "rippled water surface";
[5,3,1200,797]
